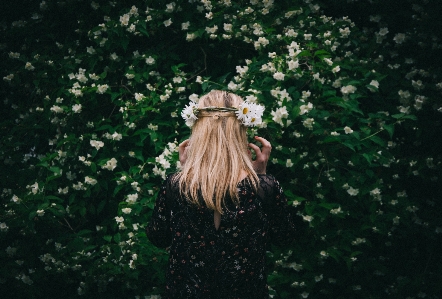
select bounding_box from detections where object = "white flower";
[223,23,232,32]
[341,85,357,95]
[271,106,289,126]
[181,21,190,30]
[110,53,118,60]
[72,104,82,113]
[189,93,199,102]
[302,118,315,130]
[378,27,389,36]
[25,62,35,71]
[299,102,313,115]
[50,105,64,113]
[287,59,299,70]
[165,2,175,12]
[102,158,117,171]
[115,216,124,223]
[3,74,14,81]
[145,56,155,65]
[286,159,294,167]
[370,188,381,196]
[254,37,269,49]
[324,58,333,66]
[330,207,343,215]
[347,187,359,196]
[304,33,312,40]
[186,33,196,41]
[164,18,172,27]
[205,25,218,34]
[302,215,313,222]
[393,33,406,44]
[11,195,21,203]
[0,222,9,232]
[120,14,130,26]
[273,72,285,81]
[331,131,340,136]
[181,101,198,127]
[236,65,248,76]
[344,126,353,134]
[369,80,379,88]
[339,27,351,38]
[126,193,138,204]
[285,29,298,37]
[236,102,265,127]
[9,52,20,59]
[111,132,122,141]
[97,84,109,94]
[37,209,45,217]
[122,208,132,214]
[173,76,183,83]
[90,140,104,150]
[135,93,144,101]
[85,176,97,185]
[332,66,340,73]
[86,46,96,54]
[227,81,239,91]
[28,182,40,194]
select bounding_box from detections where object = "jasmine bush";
[1,0,441,298]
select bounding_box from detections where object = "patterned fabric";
[146,173,296,299]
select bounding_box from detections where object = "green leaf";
[49,166,61,174]
[342,142,355,151]
[97,200,106,214]
[79,207,86,217]
[370,135,386,146]
[315,49,331,57]
[113,233,121,243]
[383,124,394,138]
[362,153,372,164]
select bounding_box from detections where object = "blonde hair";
[178,90,259,213]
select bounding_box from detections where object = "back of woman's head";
[179,90,258,213]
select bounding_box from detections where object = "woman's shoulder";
[257,173,279,185]
[255,173,282,199]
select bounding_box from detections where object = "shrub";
[1,0,441,298]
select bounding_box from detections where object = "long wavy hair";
[178,90,259,213]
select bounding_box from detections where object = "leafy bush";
[1,0,441,298]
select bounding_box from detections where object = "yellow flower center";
[242,107,248,114]
[251,117,256,122]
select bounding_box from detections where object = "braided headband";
[198,111,236,119]
[181,102,264,128]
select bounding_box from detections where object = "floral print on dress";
[146,174,296,299]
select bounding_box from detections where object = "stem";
[63,218,75,232]
[360,128,384,141]
[360,118,402,142]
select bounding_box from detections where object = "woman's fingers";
[248,142,261,156]
[254,136,271,156]
[248,136,271,174]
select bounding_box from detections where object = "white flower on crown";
[236,102,264,126]
[181,96,264,128]
[181,101,198,127]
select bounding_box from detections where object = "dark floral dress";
[146,173,296,299]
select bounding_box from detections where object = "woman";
[146,90,296,298]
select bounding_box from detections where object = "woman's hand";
[248,136,271,174]
[178,139,190,166]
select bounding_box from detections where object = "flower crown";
[181,100,265,128]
